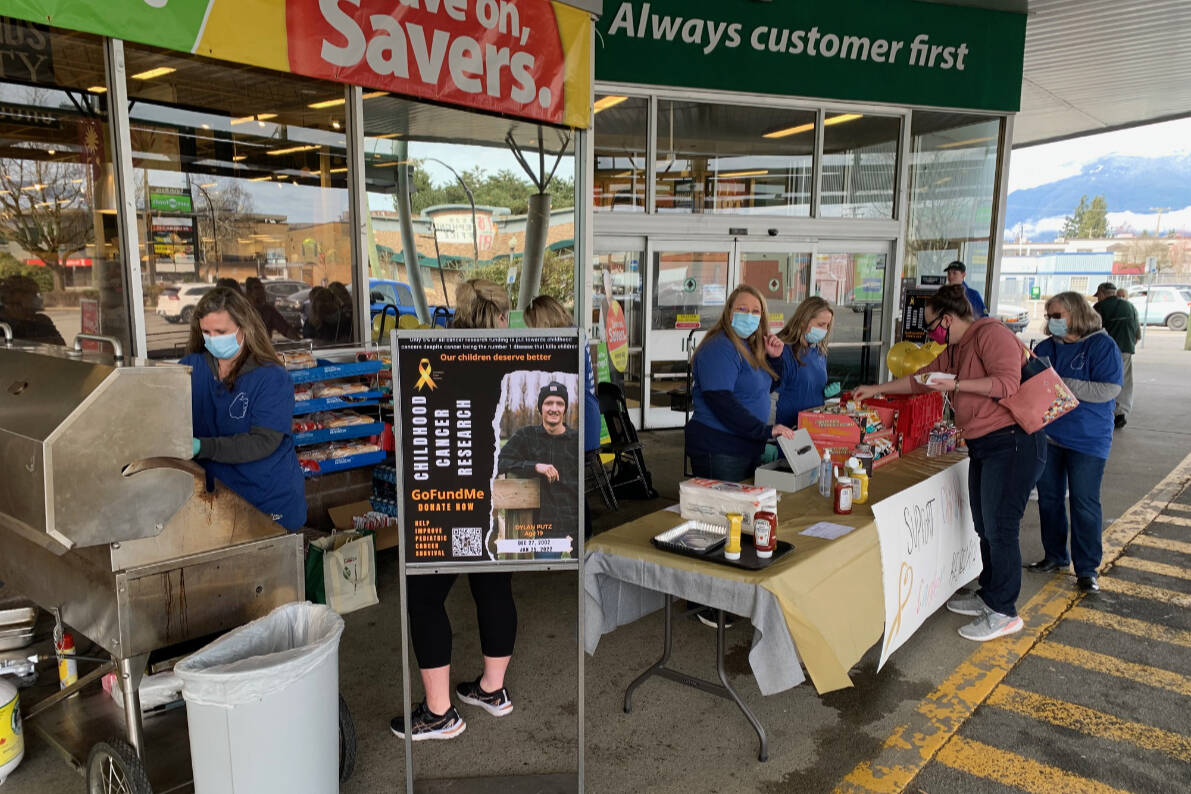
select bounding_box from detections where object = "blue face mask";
[204,331,242,360]
[731,311,761,338]
[1047,318,1068,338]
[805,326,828,345]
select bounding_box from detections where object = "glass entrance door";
[643,244,732,429]
[591,241,646,424]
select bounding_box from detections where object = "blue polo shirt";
[687,332,773,458]
[775,344,828,427]
[181,354,307,530]
[1033,330,1122,459]
[963,282,987,318]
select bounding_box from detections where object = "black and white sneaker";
[390,702,466,741]
[455,678,514,717]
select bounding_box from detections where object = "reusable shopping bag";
[306,531,379,614]
[999,349,1079,434]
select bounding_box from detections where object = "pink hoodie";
[913,318,1026,440]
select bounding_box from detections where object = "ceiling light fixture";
[267,144,320,156]
[593,95,628,113]
[230,113,277,126]
[824,113,864,126]
[308,97,347,109]
[719,169,768,178]
[131,66,176,80]
[332,121,341,130]
[763,122,814,139]
[330,167,348,173]
[86,85,107,94]
[363,91,388,99]
[375,132,402,139]
[248,175,273,182]
[232,155,247,162]
[938,136,994,149]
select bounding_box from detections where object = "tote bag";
[999,349,1079,434]
[307,531,379,615]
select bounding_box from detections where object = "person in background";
[244,277,297,340]
[180,287,305,530]
[302,286,351,344]
[392,278,515,742]
[686,284,796,484]
[1028,292,1122,592]
[1092,282,1140,429]
[328,281,353,325]
[524,294,601,540]
[1116,287,1130,299]
[944,261,986,318]
[0,274,64,345]
[853,285,1044,642]
[774,297,835,427]
[215,276,242,294]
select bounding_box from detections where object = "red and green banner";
[4,0,593,128]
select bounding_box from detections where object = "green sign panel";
[149,188,193,214]
[597,0,1026,112]
[1030,285,1041,300]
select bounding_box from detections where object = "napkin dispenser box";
[755,429,820,493]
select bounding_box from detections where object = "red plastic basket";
[849,392,944,453]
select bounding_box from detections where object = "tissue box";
[755,430,820,493]
[679,478,778,532]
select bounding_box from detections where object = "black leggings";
[406,572,517,669]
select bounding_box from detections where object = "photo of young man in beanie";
[496,380,580,535]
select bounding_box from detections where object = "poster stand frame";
[391,328,586,793]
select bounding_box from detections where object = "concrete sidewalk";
[3,330,1188,793]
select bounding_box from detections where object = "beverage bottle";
[818,450,833,497]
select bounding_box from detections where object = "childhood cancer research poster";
[397,332,581,564]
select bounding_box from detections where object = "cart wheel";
[86,737,153,794]
[339,694,357,783]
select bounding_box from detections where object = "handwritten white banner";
[873,458,982,670]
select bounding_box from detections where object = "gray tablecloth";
[584,550,806,695]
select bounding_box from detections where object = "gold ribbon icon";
[414,358,436,391]
[882,562,915,655]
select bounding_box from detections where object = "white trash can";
[175,602,345,794]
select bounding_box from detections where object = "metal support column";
[344,85,372,344]
[986,115,1016,315]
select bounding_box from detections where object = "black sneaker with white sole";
[390,702,466,741]
[455,678,514,717]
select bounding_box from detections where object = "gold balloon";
[906,347,936,374]
[924,341,947,356]
[372,311,398,342]
[886,341,918,378]
[398,314,421,329]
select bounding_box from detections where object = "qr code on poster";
[452,527,483,558]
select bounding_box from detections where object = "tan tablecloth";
[586,449,967,694]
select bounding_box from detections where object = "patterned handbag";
[999,349,1079,434]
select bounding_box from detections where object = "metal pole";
[395,141,431,324]
[343,85,372,343]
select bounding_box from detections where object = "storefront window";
[655,100,814,216]
[905,111,1001,299]
[593,94,648,213]
[0,22,132,351]
[362,96,576,321]
[819,113,900,219]
[591,250,643,408]
[121,44,351,356]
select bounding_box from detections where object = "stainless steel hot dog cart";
[0,335,305,792]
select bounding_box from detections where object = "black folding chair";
[585,449,618,511]
[597,382,658,499]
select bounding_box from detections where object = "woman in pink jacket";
[854,285,1045,643]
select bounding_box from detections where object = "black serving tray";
[652,534,794,570]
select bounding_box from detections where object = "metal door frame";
[592,235,648,429]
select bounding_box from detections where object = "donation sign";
[872,458,981,670]
[396,332,581,564]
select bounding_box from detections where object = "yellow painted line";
[1098,576,1191,608]
[833,449,1191,794]
[1032,640,1191,697]
[988,685,1191,762]
[1114,556,1191,581]
[1067,606,1191,649]
[1153,514,1191,527]
[1163,502,1191,514]
[1133,535,1191,555]
[935,735,1132,794]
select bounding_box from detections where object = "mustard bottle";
[724,512,743,560]
[846,457,869,504]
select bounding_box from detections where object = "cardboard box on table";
[755,429,821,493]
[678,479,778,534]
[797,406,900,470]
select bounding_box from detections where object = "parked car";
[277,287,313,329]
[155,282,216,323]
[1129,285,1191,331]
[993,303,1030,333]
[262,279,307,303]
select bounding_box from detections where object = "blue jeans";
[689,452,761,482]
[965,425,1047,617]
[1036,443,1107,578]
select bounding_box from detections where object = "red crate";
[850,392,944,453]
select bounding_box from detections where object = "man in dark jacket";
[497,381,579,536]
[944,261,986,318]
[1093,282,1140,428]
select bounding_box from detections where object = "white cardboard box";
[678,478,778,532]
[754,429,821,493]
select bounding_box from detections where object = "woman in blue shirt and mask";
[179,288,306,530]
[685,284,796,482]
[1028,291,1122,592]
[774,297,835,427]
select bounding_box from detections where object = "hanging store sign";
[4,0,593,128]
[148,186,193,214]
[394,331,583,564]
[0,17,54,83]
[596,0,1026,112]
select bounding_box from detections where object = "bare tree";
[194,180,254,280]
[0,156,93,291]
